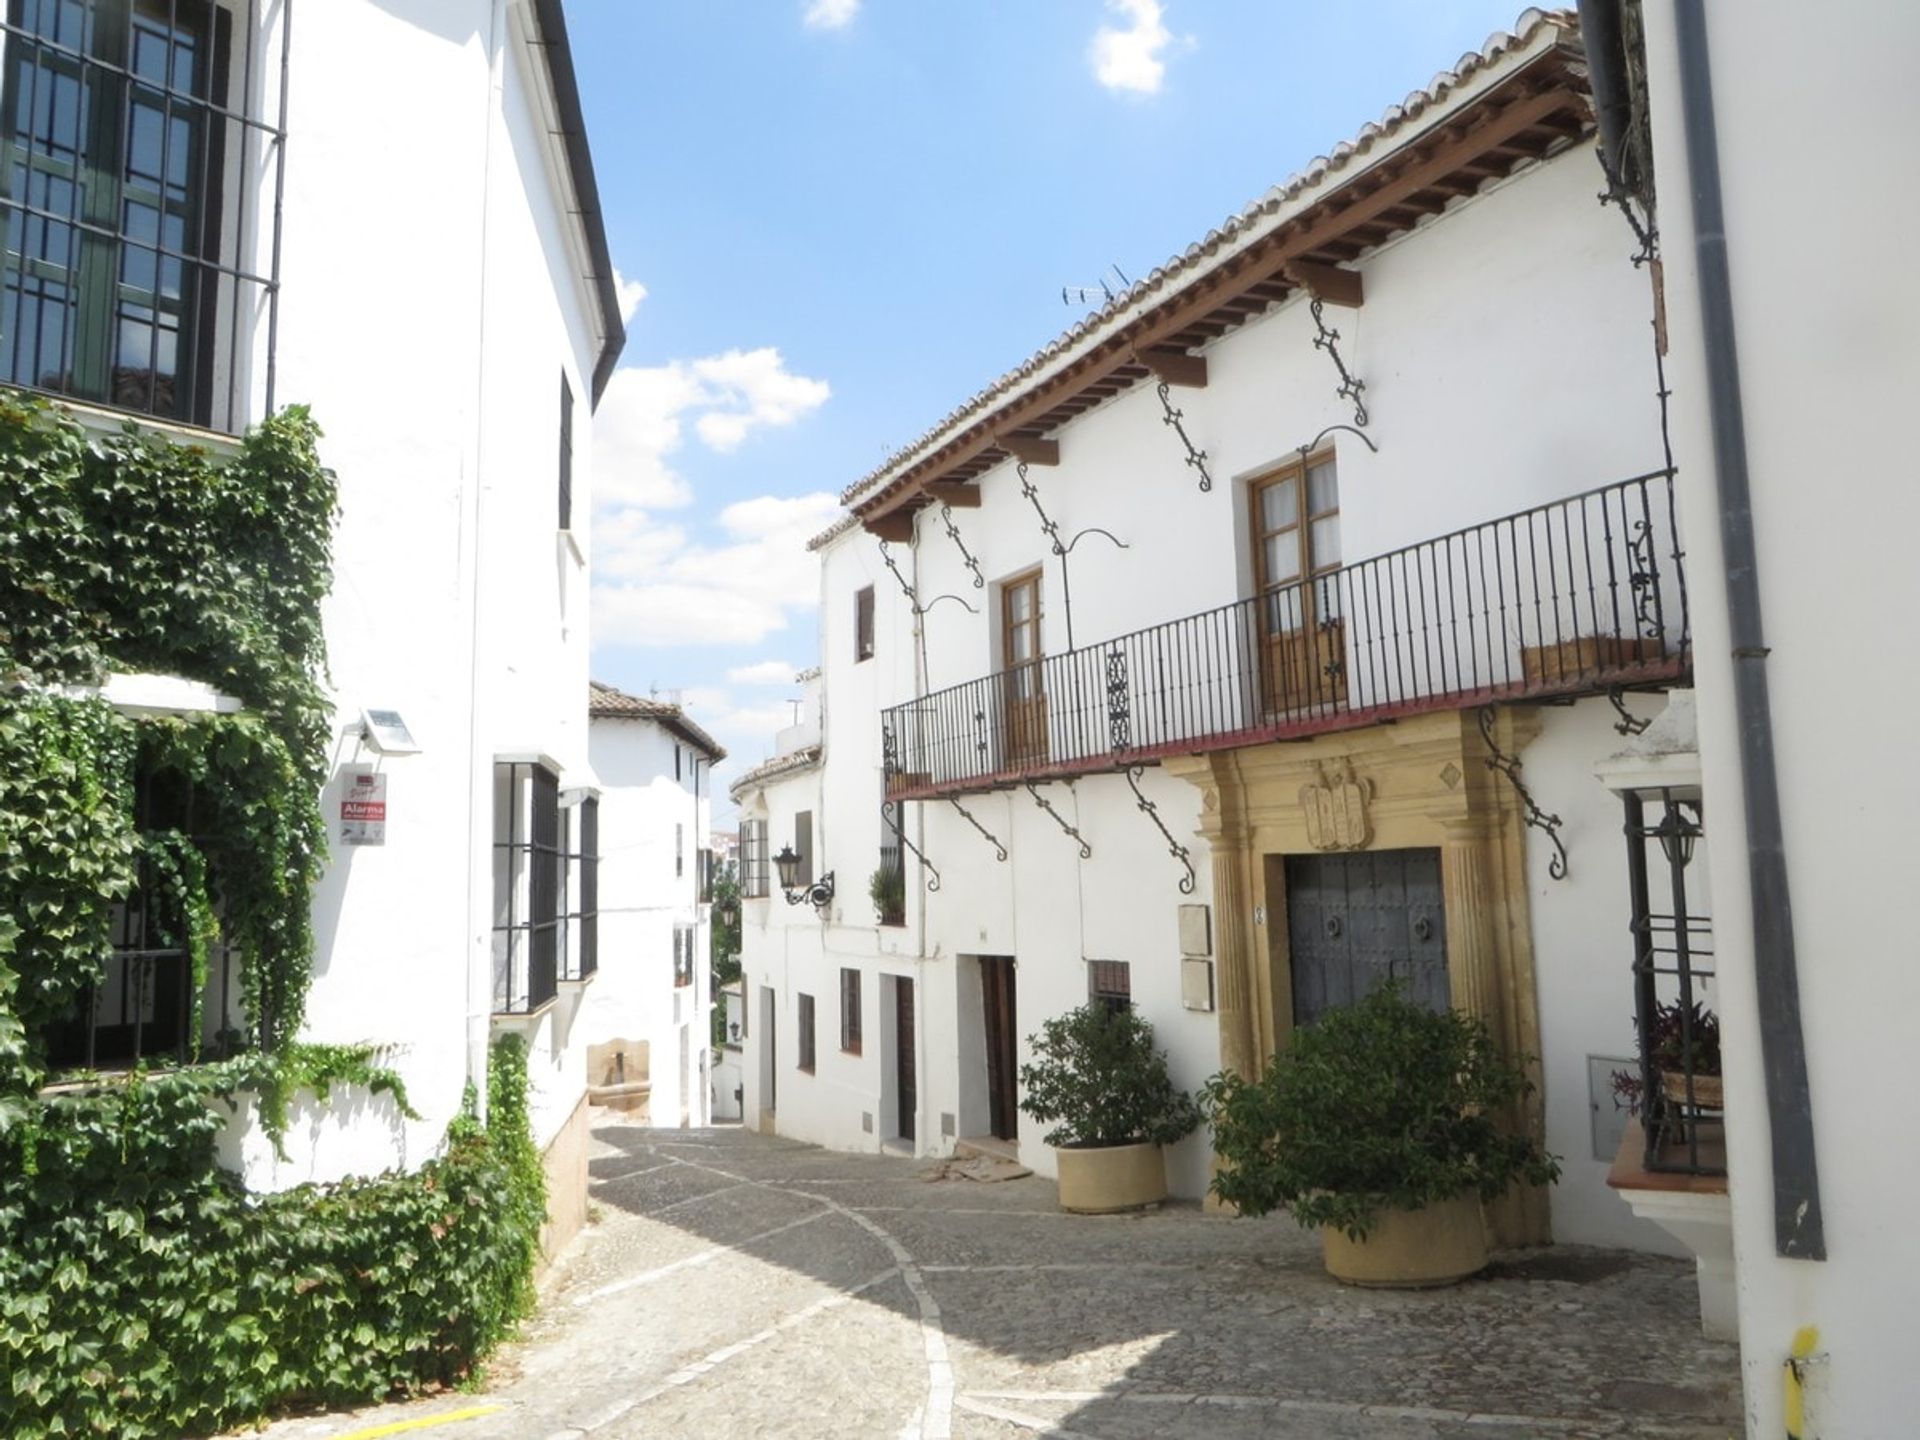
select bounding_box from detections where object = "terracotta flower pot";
[1319,1192,1488,1287]
[1054,1141,1167,1214]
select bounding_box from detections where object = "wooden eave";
[854,48,1592,535]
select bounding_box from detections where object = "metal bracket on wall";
[947,796,1007,862]
[1607,686,1652,737]
[877,538,921,610]
[887,800,942,893]
[1155,381,1213,492]
[1016,460,1066,557]
[1309,297,1370,428]
[1126,764,1195,895]
[1296,423,1378,461]
[1478,706,1568,881]
[939,502,986,590]
[1023,780,1092,859]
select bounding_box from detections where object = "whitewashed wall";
[585,716,716,1128]
[1641,4,1920,1434]
[235,0,604,1177]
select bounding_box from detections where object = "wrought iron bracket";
[1296,423,1378,460]
[947,797,1007,862]
[1478,706,1568,881]
[1608,686,1652,737]
[877,538,922,612]
[886,800,942,893]
[1016,460,1066,557]
[1155,381,1213,492]
[1024,781,1091,859]
[1126,765,1195,895]
[939,502,985,590]
[1309,297,1370,428]
[1627,520,1662,637]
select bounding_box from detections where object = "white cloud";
[613,268,647,324]
[1089,0,1179,96]
[728,659,799,686]
[592,489,843,650]
[804,0,859,30]
[592,347,830,511]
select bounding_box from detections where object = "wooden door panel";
[896,978,916,1141]
[981,957,1020,1141]
[1286,849,1448,1027]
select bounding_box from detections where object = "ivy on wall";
[0,392,336,1085]
[0,1035,545,1440]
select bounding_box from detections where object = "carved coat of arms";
[1300,760,1373,851]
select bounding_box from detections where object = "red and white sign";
[340,771,388,846]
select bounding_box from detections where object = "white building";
[583,682,725,1128]
[1612,0,1920,1433]
[733,9,1701,1265]
[7,0,626,1256]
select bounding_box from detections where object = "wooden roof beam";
[930,481,982,507]
[1283,259,1364,307]
[866,507,918,542]
[1134,346,1207,388]
[996,434,1059,466]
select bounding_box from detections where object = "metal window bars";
[492,761,561,1013]
[0,0,290,433]
[883,471,1690,801]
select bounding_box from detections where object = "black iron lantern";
[1655,801,1702,869]
[774,844,834,912]
[773,844,800,892]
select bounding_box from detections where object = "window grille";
[558,794,597,981]
[1088,960,1131,1015]
[839,967,861,1054]
[876,796,904,927]
[672,922,694,989]
[492,760,561,1013]
[741,818,768,898]
[794,810,813,886]
[0,0,290,432]
[796,991,815,1072]
[697,845,713,904]
[855,584,875,662]
[557,371,574,529]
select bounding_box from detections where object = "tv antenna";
[1061,263,1134,308]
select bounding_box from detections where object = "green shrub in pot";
[1018,1003,1201,1148]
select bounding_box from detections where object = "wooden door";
[895,977,916,1141]
[1001,569,1048,765]
[1285,849,1448,1027]
[980,956,1019,1141]
[1252,455,1347,714]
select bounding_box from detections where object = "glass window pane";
[1307,460,1339,515]
[1311,514,1341,568]
[1260,477,1298,531]
[1264,535,1300,584]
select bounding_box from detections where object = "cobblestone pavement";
[251,1119,1741,1440]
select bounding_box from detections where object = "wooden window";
[840,968,862,1054]
[1250,454,1345,710]
[1088,960,1132,1015]
[795,811,814,886]
[1000,568,1047,764]
[855,585,875,663]
[797,992,816,1073]
[741,819,769,898]
[558,373,574,529]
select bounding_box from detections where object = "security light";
[358,708,421,756]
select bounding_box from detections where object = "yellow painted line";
[327,1405,503,1440]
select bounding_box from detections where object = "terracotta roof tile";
[587,681,727,760]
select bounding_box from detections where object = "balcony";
[883,472,1689,801]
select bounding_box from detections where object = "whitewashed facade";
[8,0,626,1250]
[734,13,1696,1257]
[583,683,724,1129]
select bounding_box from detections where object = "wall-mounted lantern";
[774,844,834,913]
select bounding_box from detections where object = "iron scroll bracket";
[1478,706,1569,881]
[1155,381,1213,492]
[886,800,942,894]
[947,797,1007,862]
[1024,781,1092,860]
[1016,460,1066,557]
[1608,686,1652,737]
[1125,764,1195,895]
[939,501,986,590]
[1309,297,1370,429]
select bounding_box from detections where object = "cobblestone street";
[255,1119,1741,1440]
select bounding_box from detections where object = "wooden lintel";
[1135,347,1208,388]
[931,482,982,508]
[1283,259,1364,307]
[865,508,918,542]
[996,435,1059,466]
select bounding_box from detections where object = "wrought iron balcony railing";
[883,471,1689,800]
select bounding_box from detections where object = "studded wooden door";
[1284,848,1448,1027]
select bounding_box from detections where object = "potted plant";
[868,864,906,927]
[1612,999,1722,1114]
[1018,1003,1201,1214]
[1203,985,1560,1286]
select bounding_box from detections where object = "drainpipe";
[1592,0,1824,1260]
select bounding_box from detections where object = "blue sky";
[570,0,1528,796]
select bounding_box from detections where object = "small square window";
[1088,960,1131,1015]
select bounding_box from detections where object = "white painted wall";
[191,0,608,1181]
[1640,4,1920,1434]
[585,715,716,1128]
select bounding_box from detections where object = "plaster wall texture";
[205,1,602,1184]
[584,717,716,1128]
[736,131,1692,1225]
[1639,3,1920,1434]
